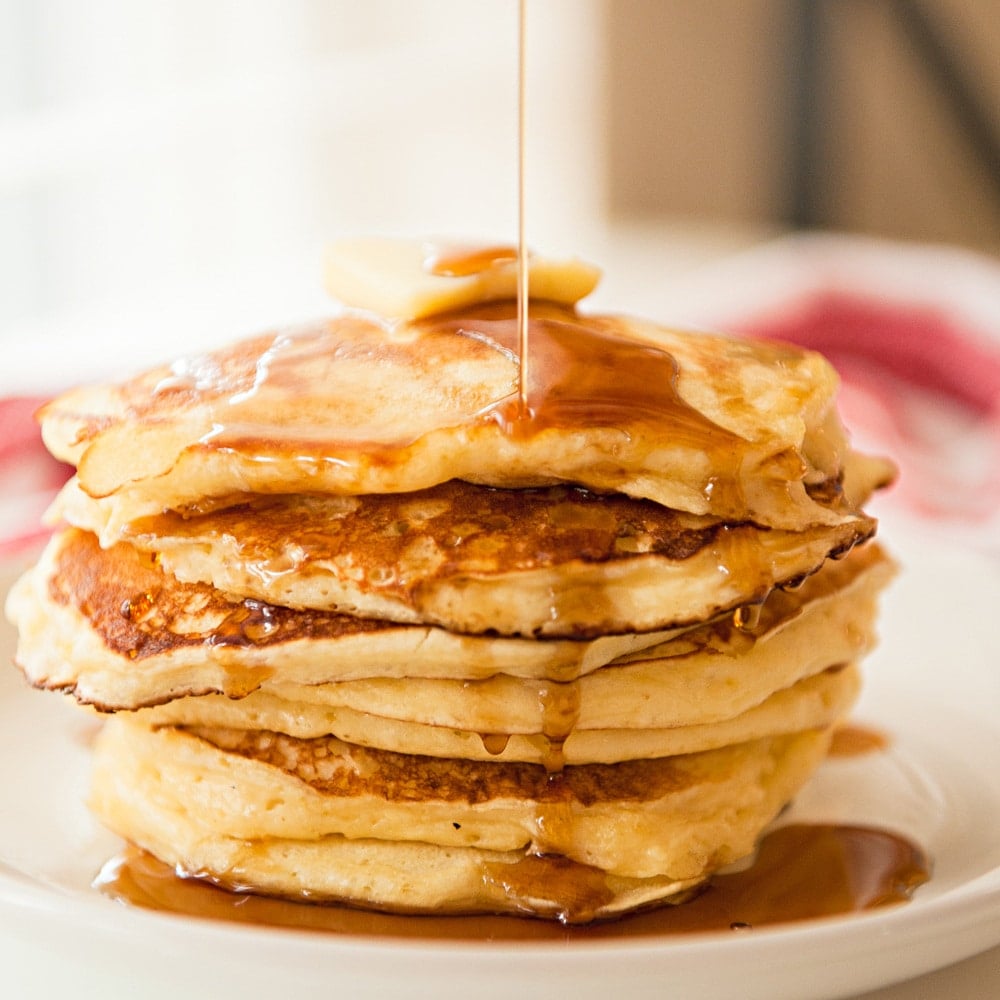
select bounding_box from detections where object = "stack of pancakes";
[6,246,895,922]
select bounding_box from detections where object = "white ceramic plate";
[1,519,999,1000]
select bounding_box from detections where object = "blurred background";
[1,0,998,384]
[608,0,1000,251]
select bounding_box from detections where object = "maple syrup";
[418,301,749,512]
[516,0,529,413]
[480,733,512,756]
[424,245,519,278]
[95,823,930,939]
[829,724,890,758]
[732,601,764,632]
[209,599,280,648]
[537,679,580,773]
[120,591,156,622]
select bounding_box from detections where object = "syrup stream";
[516,0,529,414]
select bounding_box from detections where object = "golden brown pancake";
[140,664,861,766]
[90,717,832,920]
[54,478,877,637]
[9,526,889,749]
[38,301,893,538]
[7,527,689,710]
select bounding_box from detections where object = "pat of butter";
[323,237,601,319]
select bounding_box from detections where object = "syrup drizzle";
[516,0,530,414]
[422,302,747,502]
[425,245,518,277]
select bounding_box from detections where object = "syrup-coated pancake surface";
[7,527,689,707]
[10,526,888,752]
[55,477,880,636]
[39,301,892,536]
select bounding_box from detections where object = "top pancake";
[38,300,891,537]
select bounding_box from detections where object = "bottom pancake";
[90,718,832,920]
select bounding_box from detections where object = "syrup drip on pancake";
[148,299,784,521]
[428,304,749,477]
[210,600,281,647]
[479,733,512,756]
[531,666,583,868]
[428,294,802,531]
[537,679,580,772]
[733,602,764,632]
[96,822,929,933]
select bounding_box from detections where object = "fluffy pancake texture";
[38,300,892,537]
[11,526,888,741]
[8,526,688,709]
[90,718,832,920]
[54,477,878,637]
[6,259,897,922]
[138,665,861,766]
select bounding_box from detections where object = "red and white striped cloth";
[737,291,1000,528]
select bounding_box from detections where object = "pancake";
[89,717,832,920]
[139,555,878,735]
[9,526,889,738]
[38,300,894,539]
[139,664,861,765]
[7,527,686,711]
[54,478,877,637]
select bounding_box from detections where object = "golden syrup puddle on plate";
[95,821,928,940]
